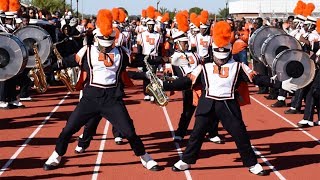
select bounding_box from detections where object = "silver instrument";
[0,33,28,81]
[272,49,315,89]
[13,25,52,68]
[261,34,302,67]
[249,26,286,63]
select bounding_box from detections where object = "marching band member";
[167,11,221,144]
[136,6,163,101]
[43,9,161,171]
[195,10,212,58]
[171,21,298,175]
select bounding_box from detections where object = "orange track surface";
[1,80,319,179]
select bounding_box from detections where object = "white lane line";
[252,146,286,180]
[162,107,192,180]
[0,92,71,176]
[250,96,320,144]
[92,120,110,180]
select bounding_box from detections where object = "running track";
[0,78,320,179]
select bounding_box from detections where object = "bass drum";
[13,25,52,68]
[0,33,28,81]
[261,34,302,67]
[272,49,315,89]
[248,26,286,64]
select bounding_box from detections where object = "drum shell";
[13,25,52,68]
[261,34,302,67]
[272,49,315,89]
[0,33,28,81]
[249,26,286,63]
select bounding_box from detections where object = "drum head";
[273,49,315,89]
[249,26,286,64]
[14,25,52,68]
[0,33,28,81]
[261,34,302,67]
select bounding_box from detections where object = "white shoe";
[20,97,32,101]
[249,163,267,176]
[150,96,155,102]
[297,119,314,127]
[144,95,151,101]
[314,121,320,126]
[114,137,124,145]
[140,153,161,171]
[43,151,61,170]
[9,100,24,107]
[74,145,85,154]
[209,136,223,144]
[0,101,8,108]
[172,160,190,171]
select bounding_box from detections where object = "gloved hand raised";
[281,78,298,93]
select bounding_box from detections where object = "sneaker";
[172,160,190,171]
[264,95,277,100]
[249,163,268,176]
[297,119,314,128]
[140,153,162,171]
[43,151,62,170]
[114,137,124,145]
[144,95,151,101]
[284,108,300,114]
[8,100,25,109]
[20,97,32,101]
[0,101,9,109]
[74,145,86,154]
[314,121,320,126]
[271,100,286,107]
[209,136,223,144]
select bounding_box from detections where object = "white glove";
[270,74,277,81]
[145,71,152,80]
[281,78,298,93]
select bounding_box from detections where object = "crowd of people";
[1,0,320,177]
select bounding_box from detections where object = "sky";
[70,0,227,16]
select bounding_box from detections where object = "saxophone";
[29,44,48,93]
[53,43,76,92]
[144,54,169,106]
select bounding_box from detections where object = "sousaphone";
[13,25,52,68]
[249,26,286,63]
[0,33,28,81]
[273,49,315,89]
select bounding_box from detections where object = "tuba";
[29,43,48,93]
[53,43,76,92]
[144,53,168,106]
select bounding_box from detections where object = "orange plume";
[316,19,320,33]
[212,21,232,47]
[141,9,147,18]
[97,9,113,37]
[119,9,126,23]
[182,10,189,18]
[190,13,198,27]
[176,11,189,33]
[293,0,306,15]
[155,11,161,17]
[200,10,209,24]
[146,6,156,19]
[302,3,315,17]
[161,12,170,23]
[0,0,9,11]
[112,8,119,21]
[9,0,20,12]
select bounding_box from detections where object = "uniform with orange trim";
[171,21,298,175]
[43,9,162,172]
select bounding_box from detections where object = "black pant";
[303,87,318,121]
[182,99,257,167]
[17,68,31,98]
[291,85,310,110]
[253,60,268,92]
[176,89,218,138]
[55,92,146,156]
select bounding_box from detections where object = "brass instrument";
[29,43,48,93]
[144,54,168,106]
[53,43,76,92]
